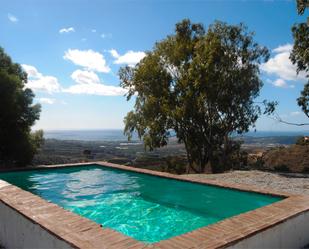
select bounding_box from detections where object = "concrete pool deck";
[0,162,309,248]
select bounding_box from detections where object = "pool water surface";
[0,165,283,243]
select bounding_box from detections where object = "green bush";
[302,167,309,173]
[274,164,290,172]
[296,136,309,146]
[162,156,187,174]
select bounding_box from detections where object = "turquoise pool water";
[0,165,282,243]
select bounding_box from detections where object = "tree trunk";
[222,134,229,171]
[184,140,198,173]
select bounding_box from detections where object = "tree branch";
[269,112,309,126]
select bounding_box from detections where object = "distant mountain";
[43,129,309,145]
[237,136,302,145]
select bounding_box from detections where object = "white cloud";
[59,27,75,33]
[26,76,61,94]
[38,98,56,104]
[37,98,67,105]
[280,111,302,119]
[272,44,293,53]
[266,78,295,88]
[21,64,42,78]
[22,64,61,94]
[71,69,100,84]
[101,33,112,39]
[261,43,306,81]
[109,49,120,58]
[64,84,126,96]
[91,29,96,33]
[8,13,18,23]
[64,49,110,73]
[271,78,289,88]
[63,69,127,96]
[110,49,146,66]
[290,111,301,116]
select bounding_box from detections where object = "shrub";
[274,164,290,172]
[296,136,309,146]
[302,167,309,173]
[162,156,187,174]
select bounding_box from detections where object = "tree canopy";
[296,0,309,14]
[0,47,43,166]
[290,0,309,118]
[120,19,273,173]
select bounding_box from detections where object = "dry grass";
[262,145,309,173]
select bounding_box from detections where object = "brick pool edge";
[0,161,308,249]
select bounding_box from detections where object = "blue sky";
[1,0,308,131]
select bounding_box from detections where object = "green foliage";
[162,156,187,174]
[253,157,265,170]
[302,166,309,173]
[120,19,273,173]
[296,136,309,145]
[291,1,309,118]
[214,140,248,172]
[274,164,290,173]
[31,130,44,150]
[0,47,42,166]
[296,0,309,14]
[297,79,309,118]
[291,24,309,74]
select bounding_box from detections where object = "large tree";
[120,20,272,173]
[0,47,43,166]
[290,0,309,118]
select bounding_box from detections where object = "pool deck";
[181,170,309,196]
[1,161,309,249]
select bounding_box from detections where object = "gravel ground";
[182,170,309,196]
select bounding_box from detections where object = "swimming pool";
[0,164,283,243]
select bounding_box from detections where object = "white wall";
[227,211,309,249]
[0,201,74,249]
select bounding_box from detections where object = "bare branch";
[269,112,309,126]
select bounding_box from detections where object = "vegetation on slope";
[262,144,309,173]
[31,135,308,174]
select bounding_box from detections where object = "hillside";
[262,145,309,173]
[30,137,309,174]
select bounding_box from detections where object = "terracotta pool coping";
[0,161,309,249]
